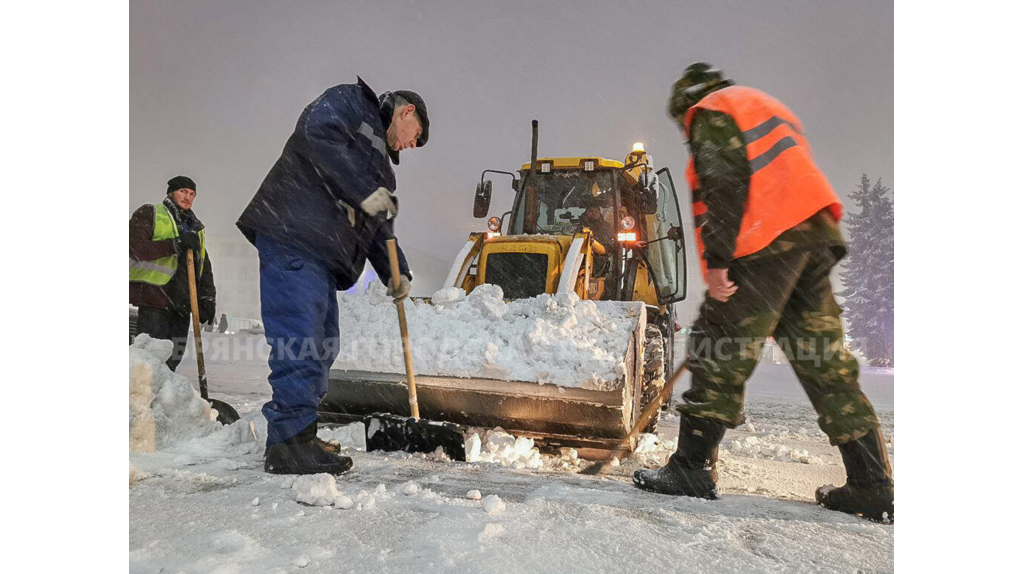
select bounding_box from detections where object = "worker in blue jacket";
[237,77,429,474]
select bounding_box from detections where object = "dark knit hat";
[167,175,197,194]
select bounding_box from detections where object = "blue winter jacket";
[237,77,411,289]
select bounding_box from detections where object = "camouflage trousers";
[678,246,880,445]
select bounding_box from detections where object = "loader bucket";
[318,305,649,461]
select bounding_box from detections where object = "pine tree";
[838,174,895,366]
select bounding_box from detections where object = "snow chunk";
[431,286,465,306]
[466,489,482,500]
[464,433,482,462]
[292,474,341,506]
[334,495,354,510]
[353,490,377,511]
[634,433,660,454]
[400,482,419,496]
[317,422,366,451]
[482,495,506,515]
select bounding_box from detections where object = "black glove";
[177,231,202,255]
[199,297,216,325]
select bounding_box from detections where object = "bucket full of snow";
[320,286,649,459]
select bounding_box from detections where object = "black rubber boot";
[265,422,353,475]
[816,429,894,523]
[633,415,726,499]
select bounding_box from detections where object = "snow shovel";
[185,248,240,426]
[580,366,686,476]
[362,239,467,460]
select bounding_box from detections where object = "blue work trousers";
[256,235,341,445]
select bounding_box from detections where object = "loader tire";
[639,326,666,435]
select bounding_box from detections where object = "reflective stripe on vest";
[129,203,205,285]
[683,85,842,277]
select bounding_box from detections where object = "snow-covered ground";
[133,330,894,573]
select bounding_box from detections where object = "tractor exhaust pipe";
[523,119,540,234]
[530,119,539,176]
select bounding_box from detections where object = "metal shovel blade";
[364,412,467,461]
[209,398,241,426]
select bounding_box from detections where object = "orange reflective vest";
[683,85,842,278]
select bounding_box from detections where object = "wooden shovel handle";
[386,239,419,419]
[185,248,208,401]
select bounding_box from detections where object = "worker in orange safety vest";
[633,63,893,524]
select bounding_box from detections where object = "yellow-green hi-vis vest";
[129,203,205,286]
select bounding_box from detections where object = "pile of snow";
[130,335,218,449]
[460,427,623,472]
[334,284,642,390]
[129,335,266,466]
[722,435,824,465]
[463,428,544,468]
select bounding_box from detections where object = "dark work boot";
[816,429,894,523]
[265,422,353,475]
[633,415,726,499]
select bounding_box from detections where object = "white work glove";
[360,187,398,219]
[387,274,412,303]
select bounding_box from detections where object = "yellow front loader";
[321,121,690,460]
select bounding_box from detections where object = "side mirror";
[473,180,493,218]
[666,225,683,241]
[512,178,520,191]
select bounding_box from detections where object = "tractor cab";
[470,142,687,307]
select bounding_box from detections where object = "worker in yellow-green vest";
[130,175,216,371]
